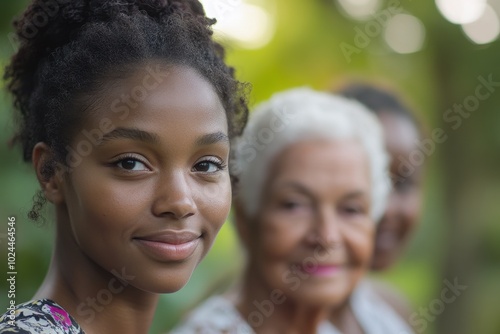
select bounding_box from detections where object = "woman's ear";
[32,142,65,205]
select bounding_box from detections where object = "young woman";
[0,0,248,333]
[172,87,393,333]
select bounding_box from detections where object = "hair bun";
[13,0,207,48]
[7,0,210,120]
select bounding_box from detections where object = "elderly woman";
[172,87,408,333]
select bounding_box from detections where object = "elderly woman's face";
[245,139,374,307]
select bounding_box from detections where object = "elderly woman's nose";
[308,208,342,246]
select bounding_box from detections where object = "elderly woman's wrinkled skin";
[233,139,374,334]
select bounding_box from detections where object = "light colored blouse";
[171,296,340,334]
[349,281,414,334]
[172,282,414,334]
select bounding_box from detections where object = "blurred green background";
[1,0,500,333]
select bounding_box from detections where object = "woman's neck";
[233,265,330,334]
[329,291,365,334]
[34,210,159,334]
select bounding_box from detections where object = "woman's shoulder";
[171,296,254,334]
[351,280,415,334]
[365,279,413,321]
[0,299,84,334]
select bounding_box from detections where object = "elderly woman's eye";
[340,205,363,215]
[282,201,299,209]
[280,200,308,211]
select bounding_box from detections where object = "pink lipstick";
[300,264,341,277]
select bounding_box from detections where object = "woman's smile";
[298,264,344,278]
[133,230,202,262]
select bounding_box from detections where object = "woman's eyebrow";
[342,191,368,200]
[195,131,229,146]
[275,181,315,198]
[99,127,160,145]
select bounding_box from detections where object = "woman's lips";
[134,230,201,262]
[299,264,342,277]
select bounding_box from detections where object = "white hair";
[230,87,391,222]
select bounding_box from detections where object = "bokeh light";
[462,4,500,45]
[436,0,487,24]
[384,14,426,54]
[336,0,382,20]
[199,0,275,49]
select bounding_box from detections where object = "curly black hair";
[5,0,249,221]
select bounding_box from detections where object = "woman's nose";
[152,171,196,220]
[307,207,342,247]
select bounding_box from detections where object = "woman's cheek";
[349,224,375,265]
[197,177,232,227]
[258,213,309,258]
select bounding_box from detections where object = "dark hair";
[338,83,420,129]
[5,0,249,220]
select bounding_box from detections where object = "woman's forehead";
[265,139,371,194]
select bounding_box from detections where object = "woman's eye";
[282,202,300,210]
[193,160,224,173]
[116,158,148,171]
[280,200,308,211]
[340,205,363,215]
[394,178,414,193]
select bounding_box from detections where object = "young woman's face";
[58,64,231,293]
[245,139,374,307]
[371,112,423,271]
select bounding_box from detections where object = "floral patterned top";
[0,299,84,334]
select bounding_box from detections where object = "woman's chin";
[290,287,352,309]
[134,270,196,294]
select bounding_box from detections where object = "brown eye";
[279,198,310,212]
[339,204,365,217]
[394,178,414,194]
[344,207,360,214]
[194,161,213,172]
[115,158,148,171]
[193,158,225,173]
[282,201,300,210]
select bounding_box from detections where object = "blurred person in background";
[172,87,414,333]
[328,82,425,333]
